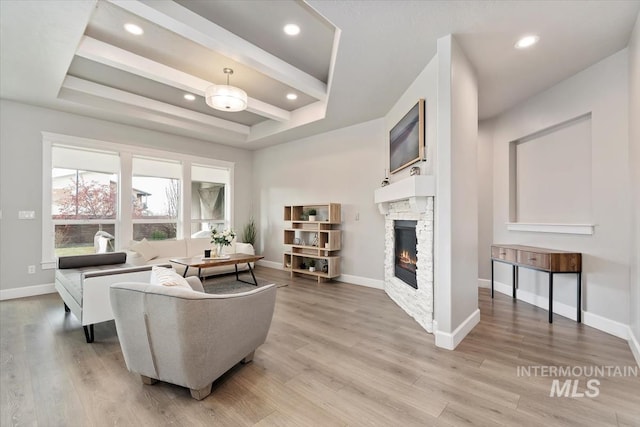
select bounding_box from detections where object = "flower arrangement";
[211,228,236,246]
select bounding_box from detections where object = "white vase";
[308,215,316,222]
[309,266,316,272]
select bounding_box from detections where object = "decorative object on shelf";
[311,233,319,247]
[381,169,390,187]
[205,68,248,112]
[210,227,236,257]
[293,237,302,245]
[242,217,256,246]
[204,249,211,258]
[410,166,420,176]
[321,261,328,273]
[300,210,309,220]
[285,262,291,268]
[308,209,317,222]
[390,98,425,174]
[308,259,316,272]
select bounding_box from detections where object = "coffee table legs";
[235,262,259,286]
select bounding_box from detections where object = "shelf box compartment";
[284,203,341,223]
[283,253,292,270]
[319,230,341,250]
[284,229,296,245]
[285,252,340,279]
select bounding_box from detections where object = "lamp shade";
[205,84,248,112]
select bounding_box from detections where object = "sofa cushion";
[55,269,83,305]
[186,238,211,257]
[150,266,191,289]
[147,239,188,259]
[129,238,158,262]
[58,252,127,269]
[235,242,255,255]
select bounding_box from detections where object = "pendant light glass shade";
[205,68,247,112]
[205,85,248,112]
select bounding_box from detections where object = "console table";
[490,244,582,323]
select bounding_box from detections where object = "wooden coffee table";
[170,253,264,286]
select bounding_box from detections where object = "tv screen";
[389,99,425,174]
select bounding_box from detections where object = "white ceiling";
[1,0,638,150]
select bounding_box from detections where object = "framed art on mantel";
[389,98,425,174]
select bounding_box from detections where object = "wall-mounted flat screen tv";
[389,98,425,174]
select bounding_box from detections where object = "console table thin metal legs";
[490,258,582,324]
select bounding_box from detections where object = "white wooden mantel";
[374,175,436,214]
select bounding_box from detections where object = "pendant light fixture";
[205,68,248,112]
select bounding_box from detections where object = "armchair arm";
[185,276,204,292]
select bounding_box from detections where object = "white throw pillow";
[150,266,191,289]
[130,238,158,262]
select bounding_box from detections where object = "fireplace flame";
[399,250,417,265]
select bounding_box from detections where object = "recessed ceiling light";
[283,24,300,36]
[515,35,539,49]
[124,23,144,36]
[184,94,196,101]
[286,93,298,100]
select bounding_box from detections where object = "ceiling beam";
[62,76,251,135]
[76,36,291,122]
[108,0,328,101]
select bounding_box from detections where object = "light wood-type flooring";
[1,266,639,426]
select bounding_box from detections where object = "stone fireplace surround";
[375,175,436,334]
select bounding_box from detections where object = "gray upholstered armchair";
[110,279,277,400]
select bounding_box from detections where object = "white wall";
[0,99,254,292]
[477,119,494,281]
[252,118,386,284]
[491,49,631,331]
[628,13,640,362]
[434,35,479,345]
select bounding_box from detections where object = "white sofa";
[126,238,255,278]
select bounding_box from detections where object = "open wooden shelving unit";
[283,203,341,283]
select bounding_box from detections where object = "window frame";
[42,132,234,269]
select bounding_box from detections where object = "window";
[190,164,230,237]
[42,133,234,267]
[51,146,119,256]
[132,157,181,241]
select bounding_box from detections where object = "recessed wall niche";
[508,113,593,230]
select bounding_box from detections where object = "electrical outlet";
[19,210,36,220]
[27,265,36,274]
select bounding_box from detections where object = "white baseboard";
[491,279,639,352]
[256,260,284,270]
[478,278,491,289]
[492,280,578,321]
[338,274,384,290]
[256,260,384,290]
[434,308,481,350]
[0,283,56,301]
[628,327,640,368]
[582,311,630,340]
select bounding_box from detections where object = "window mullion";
[182,160,192,240]
[119,152,133,247]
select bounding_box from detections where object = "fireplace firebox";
[394,220,418,289]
